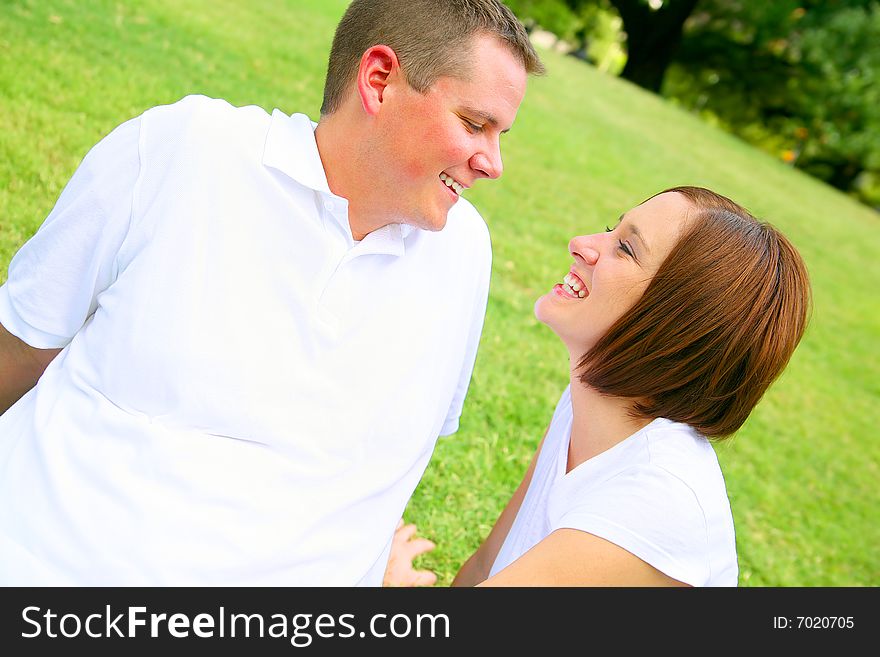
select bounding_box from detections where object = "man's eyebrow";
[461,107,510,133]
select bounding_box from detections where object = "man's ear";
[356,45,400,116]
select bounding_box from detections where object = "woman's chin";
[533,295,553,325]
[534,297,563,336]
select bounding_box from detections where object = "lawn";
[1,0,877,586]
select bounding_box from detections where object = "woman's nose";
[569,234,600,265]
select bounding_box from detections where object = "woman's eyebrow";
[629,224,651,255]
[618,213,651,255]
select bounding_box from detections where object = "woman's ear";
[356,45,400,116]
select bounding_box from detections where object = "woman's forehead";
[624,193,693,259]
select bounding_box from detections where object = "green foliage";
[795,5,880,201]
[505,0,626,72]
[517,0,880,206]
[505,0,581,41]
[1,0,877,586]
[667,0,880,206]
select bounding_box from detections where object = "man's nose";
[569,235,600,265]
[470,141,503,180]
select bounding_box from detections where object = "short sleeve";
[551,465,711,586]
[438,210,491,436]
[0,115,142,348]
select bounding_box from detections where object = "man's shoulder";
[135,95,280,168]
[147,94,270,119]
[142,95,273,142]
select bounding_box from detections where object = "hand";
[383,519,438,587]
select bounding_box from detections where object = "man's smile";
[440,172,465,195]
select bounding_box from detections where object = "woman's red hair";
[577,186,812,439]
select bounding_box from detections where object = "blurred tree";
[563,0,701,91]
[505,0,626,69]
[505,0,582,42]
[504,0,880,205]
[609,0,700,91]
[668,0,880,205]
[785,3,880,201]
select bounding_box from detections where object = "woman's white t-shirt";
[489,386,739,586]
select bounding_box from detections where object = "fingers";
[397,523,418,542]
[406,537,436,558]
[385,569,437,587]
[384,521,438,587]
[413,569,438,587]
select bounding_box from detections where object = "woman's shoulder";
[557,417,731,528]
[550,422,737,586]
[641,418,725,486]
[634,419,736,553]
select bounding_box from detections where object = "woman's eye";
[617,240,634,257]
[605,225,613,233]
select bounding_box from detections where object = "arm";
[477,529,690,587]
[0,322,60,414]
[452,428,548,587]
[0,115,142,414]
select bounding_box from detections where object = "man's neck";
[314,111,377,241]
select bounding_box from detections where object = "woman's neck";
[566,359,653,474]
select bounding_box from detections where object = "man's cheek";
[400,155,437,180]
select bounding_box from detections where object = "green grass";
[2,0,877,586]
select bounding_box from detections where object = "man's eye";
[464,120,483,133]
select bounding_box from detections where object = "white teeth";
[562,274,586,298]
[441,173,464,195]
[564,273,583,291]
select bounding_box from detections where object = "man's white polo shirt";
[0,95,491,585]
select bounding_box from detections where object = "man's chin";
[409,210,451,233]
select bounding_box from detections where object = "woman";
[389,186,811,587]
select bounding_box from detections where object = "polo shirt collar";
[348,223,405,259]
[263,110,333,195]
[262,109,414,255]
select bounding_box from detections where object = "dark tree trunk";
[611,0,700,93]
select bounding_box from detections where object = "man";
[0,0,543,584]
